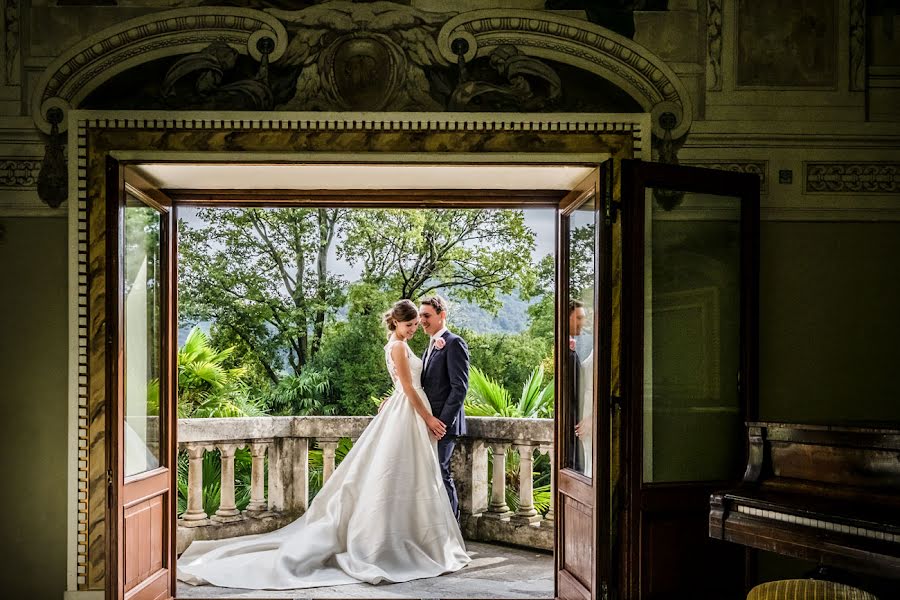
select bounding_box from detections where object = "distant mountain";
[448,292,536,334]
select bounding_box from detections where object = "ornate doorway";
[73,112,648,599]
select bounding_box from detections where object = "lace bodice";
[384,339,424,389]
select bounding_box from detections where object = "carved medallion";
[321,33,405,111]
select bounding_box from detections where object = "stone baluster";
[513,443,541,524]
[541,444,555,524]
[181,443,210,526]
[213,443,242,522]
[320,438,339,483]
[451,438,488,524]
[486,442,513,519]
[245,442,268,515]
[268,436,309,515]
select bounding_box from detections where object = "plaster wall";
[0,217,68,600]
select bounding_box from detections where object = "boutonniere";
[434,337,446,350]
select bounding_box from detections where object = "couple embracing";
[178,296,472,590]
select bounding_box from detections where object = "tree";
[525,219,595,341]
[341,209,536,312]
[463,329,551,393]
[305,283,403,415]
[179,208,346,383]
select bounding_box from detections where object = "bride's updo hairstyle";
[383,299,418,333]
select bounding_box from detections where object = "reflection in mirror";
[124,198,163,477]
[567,195,596,477]
[643,191,741,483]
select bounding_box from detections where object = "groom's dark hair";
[419,295,447,314]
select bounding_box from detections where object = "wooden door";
[619,159,759,599]
[108,161,177,600]
[556,166,614,600]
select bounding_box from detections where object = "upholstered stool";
[747,579,878,600]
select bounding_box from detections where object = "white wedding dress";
[177,340,470,589]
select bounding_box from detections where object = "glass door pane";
[567,196,597,478]
[123,195,164,477]
[642,190,742,483]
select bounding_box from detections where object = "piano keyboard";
[736,505,899,543]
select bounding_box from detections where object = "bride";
[177,299,471,589]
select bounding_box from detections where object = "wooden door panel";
[642,507,743,598]
[561,495,594,588]
[558,470,592,506]
[124,494,165,592]
[126,569,169,600]
[559,570,592,600]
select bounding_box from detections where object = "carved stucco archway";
[31,9,288,133]
[32,6,692,140]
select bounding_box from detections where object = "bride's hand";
[426,416,447,439]
[575,418,592,438]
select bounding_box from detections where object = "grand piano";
[710,422,900,579]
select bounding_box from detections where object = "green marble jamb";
[86,131,109,590]
[89,128,633,157]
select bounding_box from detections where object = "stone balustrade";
[176,416,554,553]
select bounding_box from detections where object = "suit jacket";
[421,330,469,436]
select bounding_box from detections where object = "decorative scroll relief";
[0,158,41,187]
[437,9,693,139]
[31,8,288,133]
[806,162,900,194]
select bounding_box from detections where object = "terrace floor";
[176,541,554,599]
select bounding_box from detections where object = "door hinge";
[107,468,113,505]
[604,201,620,225]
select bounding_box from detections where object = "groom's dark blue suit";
[421,330,469,519]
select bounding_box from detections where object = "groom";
[419,295,469,521]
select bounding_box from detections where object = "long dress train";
[176,340,470,589]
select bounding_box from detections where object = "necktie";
[424,338,436,370]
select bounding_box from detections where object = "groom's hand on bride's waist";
[426,415,447,439]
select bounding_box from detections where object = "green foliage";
[467,365,553,514]
[526,294,554,345]
[463,329,551,394]
[304,283,408,416]
[465,365,554,418]
[568,221,596,299]
[177,327,267,418]
[264,369,339,416]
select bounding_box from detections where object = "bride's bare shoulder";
[385,339,407,352]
